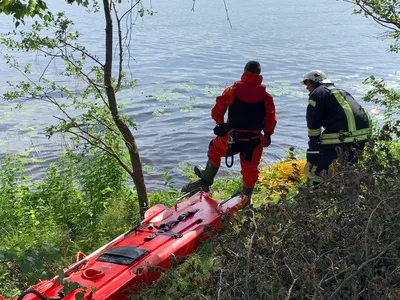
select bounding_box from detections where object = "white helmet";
[301,70,332,85]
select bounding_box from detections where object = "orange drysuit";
[208,71,277,188]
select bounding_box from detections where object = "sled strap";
[144,209,199,241]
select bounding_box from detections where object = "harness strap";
[225,130,261,168]
[225,130,236,168]
[144,230,183,241]
[144,209,199,242]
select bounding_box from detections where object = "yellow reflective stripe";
[362,107,373,128]
[309,99,316,107]
[308,128,321,136]
[321,128,372,140]
[332,91,356,132]
[320,133,370,144]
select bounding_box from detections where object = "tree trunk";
[102,0,149,217]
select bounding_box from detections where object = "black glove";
[213,123,230,137]
[263,132,271,147]
[306,150,320,165]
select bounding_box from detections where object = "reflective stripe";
[320,128,372,144]
[320,134,370,144]
[307,150,320,154]
[321,128,371,139]
[308,128,321,137]
[362,106,373,128]
[332,91,357,132]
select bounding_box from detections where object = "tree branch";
[245,209,257,300]
[113,4,124,91]
[65,129,133,176]
[347,0,400,31]
[222,0,232,28]
[327,239,399,300]
[60,40,104,67]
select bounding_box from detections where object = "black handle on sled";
[175,187,204,207]
[17,289,57,300]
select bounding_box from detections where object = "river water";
[0,0,399,191]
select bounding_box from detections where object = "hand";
[306,150,320,165]
[213,123,230,137]
[263,132,271,147]
[304,162,318,180]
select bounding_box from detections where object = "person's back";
[182,61,277,205]
[308,84,371,145]
[301,70,372,187]
[227,73,267,131]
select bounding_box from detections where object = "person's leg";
[206,135,229,169]
[313,146,339,187]
[346,141,366,165]
[181,136,228,193]
[240,142,263,205]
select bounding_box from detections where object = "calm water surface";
[0,0,399,191]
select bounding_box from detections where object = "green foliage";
[0,0,49,27]
[140,149,400,299]
[362,76,400,120]
[137,243,219,300]
[351,0,400,52]
[0,143,138,299]
[0,0,154,216]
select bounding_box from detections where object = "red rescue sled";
[11,191,247,300]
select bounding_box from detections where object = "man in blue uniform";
[301,70,372,186]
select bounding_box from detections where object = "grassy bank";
[138,142,400,299]
[1,138,399,299]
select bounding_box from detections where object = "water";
[0,0,399,191]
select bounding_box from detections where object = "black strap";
[17,289,61,300]
[225,152,234,168]
[144,209,199,242]
[144,230,183,241]
[225,131,236,168]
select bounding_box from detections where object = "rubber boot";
[193,160,219,186]
[181,179,210,194]
[181,161,219,194]
[242,187,254,208]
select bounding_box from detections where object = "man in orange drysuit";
[181,61,277,205]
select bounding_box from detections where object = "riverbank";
[1,144,399,299]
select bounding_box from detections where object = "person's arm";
[306,93,323,164]
[211,86,235,125]
[261,92,277,147]
[263,92,277,135]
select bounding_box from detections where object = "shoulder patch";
[308,99,316,107]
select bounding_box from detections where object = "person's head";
[244,61,261,74]
[301,70,332,92]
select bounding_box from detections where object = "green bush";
[0,145,139,299]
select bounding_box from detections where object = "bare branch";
[38,52,58,82]
[245,209,257,300]
[60,40,104,67]
[222,0,232,28]
[347,0,400,31]
[119,0,142,21]
[113,4,124,91]
[327,239,399,300]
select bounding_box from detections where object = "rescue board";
[10,191,247,300]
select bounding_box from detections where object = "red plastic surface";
[13,192,245,300]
